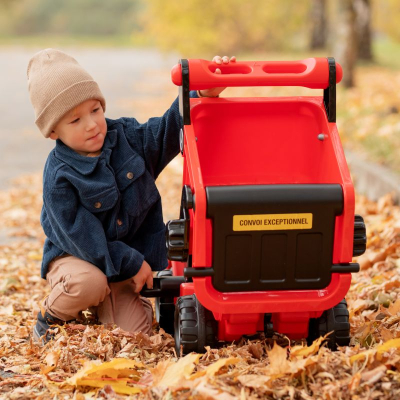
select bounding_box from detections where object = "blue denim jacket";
[41,93,197,281]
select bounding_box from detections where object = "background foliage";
[0,0,398,56]
[141,0,310,56]
[0,0,142,37]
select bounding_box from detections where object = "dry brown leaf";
[151,353,201,387]
[266,342,290,376]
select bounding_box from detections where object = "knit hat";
[27,48,106,138]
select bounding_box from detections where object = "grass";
[373,37,400,69]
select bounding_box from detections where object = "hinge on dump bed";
[178,59,191,125]
[323,57,336,123]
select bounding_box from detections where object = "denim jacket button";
[126,172,134,180]
[94,202,102,209]
[117,219,123,226]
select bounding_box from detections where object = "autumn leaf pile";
[0,170,398,400]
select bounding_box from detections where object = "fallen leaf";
[267,342,290,376]
[290,336,325,359]
[67,358,144,395]
[152,353,201,387]
[190,357,239,380]
[41,350,61,374]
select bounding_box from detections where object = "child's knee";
[71,268,110,306]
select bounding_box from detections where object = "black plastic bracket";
[323,57,336,123]
[331,263,360,273]
[179,59,191,125]
[184,267,215,278]
[140,276,186,298]
[264,314,274,338]
[180,185,193,218]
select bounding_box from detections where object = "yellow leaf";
[350,338,400,364]
[77,378,141,395]
[190,357,239,380]
[376,338,400,359]
[67,358,144,395]
[87,367,140,379]
[350,349,374,364]
[290,336,325,359]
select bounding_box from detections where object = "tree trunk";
[310,0,328,50]
[354,0,373,61]
[333,0,358,88]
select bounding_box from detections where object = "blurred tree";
[373,0,400,42]
[0,0,142,36]
[354,0,373,60]
[310,0,328,50]
[141,0,310,56]
[333,0,357,88]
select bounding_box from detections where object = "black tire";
[174,294,217,355]
[353,214,367,257]
[155,270,175,335]
[307,299,350,350]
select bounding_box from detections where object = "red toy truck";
[141,58,366,354]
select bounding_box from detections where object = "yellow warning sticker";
[233,213,313,231]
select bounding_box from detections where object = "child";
[27,48,235,343]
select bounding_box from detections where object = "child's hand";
[198,55,236,98]
[132,260,153,293]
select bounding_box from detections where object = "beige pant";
[43,255,153,335]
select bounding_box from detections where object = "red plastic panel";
[171,58,343,89]
[193,273,352,315]
[191,98,340,186]
[218,313,263,341]
[180,282,195,297]
[271,312,311,340]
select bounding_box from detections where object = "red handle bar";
[171,58,342,90]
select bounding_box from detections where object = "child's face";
[50,99,107,156]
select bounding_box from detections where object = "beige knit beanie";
[27,48,106,138]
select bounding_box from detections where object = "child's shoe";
[33,311,64,345]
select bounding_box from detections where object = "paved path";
[0,47,178,189]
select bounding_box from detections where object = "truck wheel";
[174,294,217,355]
[353,214,367,257]
[307,299,350,350]
[155,270,175,335]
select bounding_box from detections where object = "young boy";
[27,48,235,343]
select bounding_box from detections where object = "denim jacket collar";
[54,129,118,175]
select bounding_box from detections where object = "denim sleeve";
[43,187,144,281]
[126,91,199,179]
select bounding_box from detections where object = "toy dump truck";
[141,58,367,354]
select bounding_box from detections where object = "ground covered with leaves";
[0,170,398,400]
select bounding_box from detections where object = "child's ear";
[49,131,58,140]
